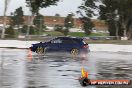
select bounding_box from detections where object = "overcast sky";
[0,0,83,17]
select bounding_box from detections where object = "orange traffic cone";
[79,67,90,86]
[27,49,32,61]
[81,67,88,78]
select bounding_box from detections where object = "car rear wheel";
[36,47,46,54]
[71,48,79,55]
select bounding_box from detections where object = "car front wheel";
[36,47,46,54]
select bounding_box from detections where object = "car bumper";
[80,48,90,54]
[29,47,35,52]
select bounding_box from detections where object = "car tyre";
[36,47,45,54]
[71,48,78,55]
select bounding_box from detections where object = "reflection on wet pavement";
[0,49,132,88]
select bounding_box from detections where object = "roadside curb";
[0,47,28,49]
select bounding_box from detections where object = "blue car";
[30,37,89,54]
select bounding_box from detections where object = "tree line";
[2,0,132,39]
[5,7,74,38]
[78,0,132,39]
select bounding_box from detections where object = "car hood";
[32,42,49,46]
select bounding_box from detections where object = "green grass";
[44,31,108,37]
[69,32,108,37]
[85,40,132,45]
[69,32,85,37]
[89,33,108,36]
[44,31,64,36]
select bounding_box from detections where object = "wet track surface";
[0,48,132,88]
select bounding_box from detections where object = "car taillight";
[83,45,88,48]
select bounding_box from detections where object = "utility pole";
[26,0,32,40]
[26,16,31,40]
[26,0,36,40]
[37,17,43,38]
[39,18,43,37]
[114,10,120,40]
[1,0,8,39]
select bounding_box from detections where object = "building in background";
[0,16,108,32]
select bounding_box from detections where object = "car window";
[72,40,79,44]
[62,39,72,43]
[51,39,62,43]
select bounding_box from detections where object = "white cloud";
[0,0,82,17]
[40,0,82,17]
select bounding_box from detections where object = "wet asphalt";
[0,48,132,88]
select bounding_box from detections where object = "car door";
[47,38,62,51]
[60,38,77,52]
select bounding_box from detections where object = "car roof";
[56,36,83,41]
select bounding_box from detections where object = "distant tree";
[99,0,132,39]
[26,0,59,15]
[5,26,15,38]
[77,0,97,35]
[33,14,44,27]
[29,26,36,35]
[10,7,24,36]
[80,17,94,35]
[99,0,120,36]
[26,0,59,36]
[54,24,63,32]
[55,13,60,17]
[64,13,74,36]
[1,0,11,38]
[21,25,36,35]
[42,25,47,30]
[11,7,24,27]
[21,25,28,34]
[33,14,44,34]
